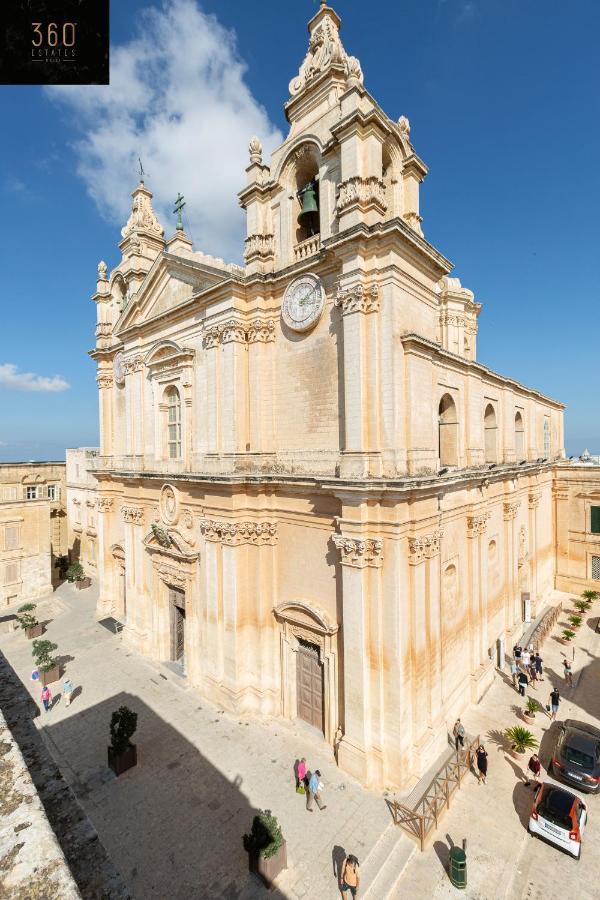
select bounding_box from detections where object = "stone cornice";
[407,529,443,564]
[335,282,380,316]
[200,519,278,546]
[332,534,383,568]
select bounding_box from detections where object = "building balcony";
[293,234,320,263]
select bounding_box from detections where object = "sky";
[0,0,598,462]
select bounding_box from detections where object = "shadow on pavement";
[512,781,534,830]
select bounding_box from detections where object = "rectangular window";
[47,485,56,500]
[591,507,600,535]
[4,562,19,585]
[26,486,37,500]
[592,556,600,580]
[4,526,18,551]
[2,486,17,501]
[543,417,551,458]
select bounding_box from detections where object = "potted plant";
[31,639,60,685]
[66,562,91,590]
[568,614,583,629]
[523,697,539,724]
[506,726,538,759]
[108,706,138,776]
[582,590,599,603]
[561,628,576,644]
[243,809,287,887]
[574,599,590,615]
[16,603,43,639]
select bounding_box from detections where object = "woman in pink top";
[296,757,307,792]
[41,686,52,712]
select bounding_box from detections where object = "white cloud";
[0,364,70,393]
[45,0,282,263]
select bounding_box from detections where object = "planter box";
[25,623,44,639]
[510,746,526,761]
[108,743,137,776]
[523,714,535,725]
[75,578,92,590]
[249,840,287,888]
[40,664,61,686]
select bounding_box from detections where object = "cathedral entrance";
[169,586,186,668]
[296,639,324,733]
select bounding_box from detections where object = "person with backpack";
[517,670,529,697]
[340,854,360,898]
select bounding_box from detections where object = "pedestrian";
[563,659,573,687]
[534,652,544,681]
[340,854,360,898]
[306,769,326,811]
[476,744,488,784]
[521,648,531,668]
[525,753,542,787]
[453,719,465,752]
[41,685,52,712]
[510,658,519,688]
[517,670,529,697]
[549,688,561,720]
[529,662,538,689]
[513,644,522,661]
[62,677,74,707]
[296,757,307,793]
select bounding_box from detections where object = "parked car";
[550,719,600,793]
[528,782,587,859]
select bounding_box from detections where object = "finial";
[97,260,107,281]
[248,136,262,165]
[138,157,146,183]
[173,192,186,231]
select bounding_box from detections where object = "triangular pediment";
[116,254,226,334]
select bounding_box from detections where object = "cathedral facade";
[90,4,564,789]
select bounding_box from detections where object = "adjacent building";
[65,448,99,578]
[0,462,66,607]
[90,4,566,789]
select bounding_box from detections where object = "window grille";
[592,556,600,580]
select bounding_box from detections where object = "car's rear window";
[565,744,595,770]
[538,789,573,830]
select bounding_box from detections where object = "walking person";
[525,753,542,787]
[533,652,544,682]
[549,688,561,721]
[521,648,531,669]
[340,854,360,898]
[529,662,538,689]
[510,658,519,688]
[563,659,573,687]
[306,769,327,811]
[453,719,466,752]
[513,644,522,661]
[41,685,52,712]
[296,757,307,793]
[62,677,74,707]
[476,744,488,784]
[517,670,529,697]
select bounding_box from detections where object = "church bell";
[297,180,319,234]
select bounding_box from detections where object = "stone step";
[360,822,415,899]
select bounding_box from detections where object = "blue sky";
[0,0,598,461]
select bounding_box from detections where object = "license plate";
[542,823,562,836]
[568,772,583,781]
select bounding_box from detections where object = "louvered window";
[4,526,18,551]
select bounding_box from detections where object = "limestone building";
[91,4,565,789]
[554,452,600,594]
[0,462,66,607]
[65,448,99,576]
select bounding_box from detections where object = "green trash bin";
[449,846,467,889]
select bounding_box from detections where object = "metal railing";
[390,733,480,851]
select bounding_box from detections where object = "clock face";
[113,352,125,386]
[282,273,325,333]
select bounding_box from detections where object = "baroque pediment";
[143,525,199,562]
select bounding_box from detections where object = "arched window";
[484,403,497,463]
[543,417,551,458]
[294,148,320,244]
[515,411,525,460]
[439,394,459,467]
[165,386,182,459]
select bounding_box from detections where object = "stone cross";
[173,193,186,232]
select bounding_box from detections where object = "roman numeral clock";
[281,273,325,332]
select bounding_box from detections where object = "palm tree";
[582,590,599,602]
[506,726,539,754]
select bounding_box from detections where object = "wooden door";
[296,640,324,732]
[169,587,186,663]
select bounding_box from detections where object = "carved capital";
[244,233,274,262]
[122,505,144,525]
[332,534,383,568]
[220,319,248,344]
[203,327,221,350]
[97,497,114,513]
[503,500,521,521]
[123,354,145,375]
[467,512,491,538]
[200,519,278,546]
[408,529,443,564]
[528,492,541,509]
[247,318,276,343]
[95,322,112,338]
[96,371,113,389]
[337,176,387,215]
[335,283,380,316]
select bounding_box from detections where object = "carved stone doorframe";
[274,601,339,746]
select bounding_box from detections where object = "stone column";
[96,370,114,458]
[219,320,249,456]
[335,282,382,477]
[504,501,521,629]
[553,483,570,587]
[121,505,147,653]
[529,492,541,615]
[332,533,383,786]
[247,319,276,455]
[203,328,220,454]
[467,512,491,671]
[96,497,114,616]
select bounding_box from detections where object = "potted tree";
[574,599,590,615]
[66,562,92,590]
[523,697,539,724]
[568,614,583,630]
[108,706,138,776]
[243,809,287,888]
[16,603,43,639]
[32,639,60,685]
[561,628,576,645]
[506,726,538,760]
[582,590,599,603]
